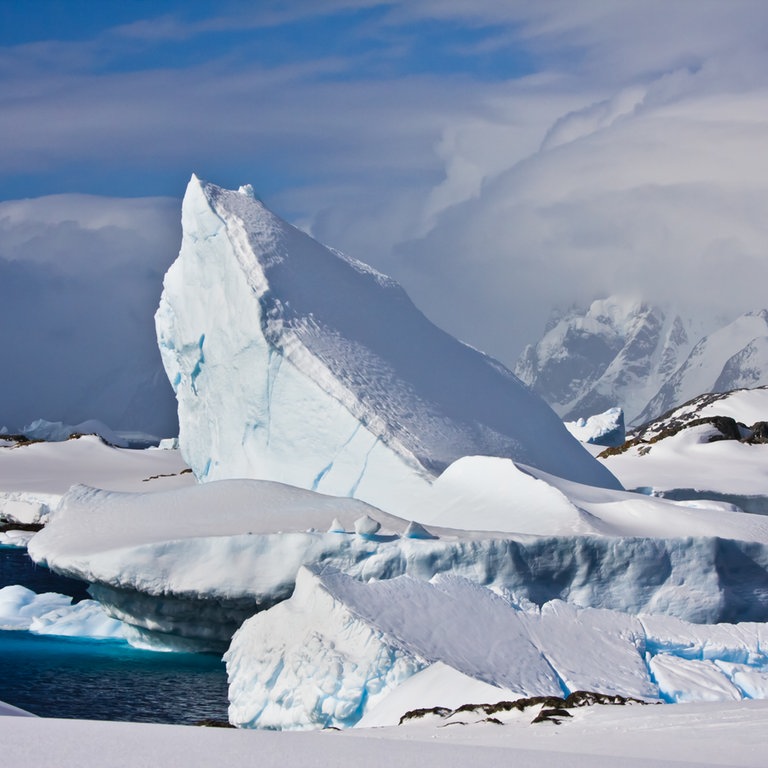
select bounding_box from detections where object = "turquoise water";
[0,547,230,724]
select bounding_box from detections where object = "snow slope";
[225,567,768,729]
[2,701,768,768]
[0,435,193,525]
[601,388,768,498]
[155,176,618,516]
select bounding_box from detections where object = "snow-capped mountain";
[517,300,768,426]
[156,176,618,516]
[637,310,768,424]
[514,297,693,425]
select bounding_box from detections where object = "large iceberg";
[155,176,618,514]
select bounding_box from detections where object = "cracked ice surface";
[155,176,618,515]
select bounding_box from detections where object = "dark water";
[0,546,91,601]
[0,546,230,724]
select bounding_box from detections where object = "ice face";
[155,175,619,515]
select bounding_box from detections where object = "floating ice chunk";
[0,530,36,548]
[0,497,46,526]
[354,515,381,537]
[29,599,127,639]
[155,176,619,517]
[0,585,73,630]
[226,567,426,730]
[564,407,625,447]
[0,584,127,639]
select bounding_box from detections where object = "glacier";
[155,175,618,515]
[225,567,768,729]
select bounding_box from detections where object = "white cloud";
[389,63,768,362]
[0,196,181,435]
[4,0,768,380]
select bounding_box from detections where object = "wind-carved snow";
[155,175,618,514]
[225,568,768,730]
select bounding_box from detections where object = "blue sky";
[0,2,539,204]
[3,1,768,366]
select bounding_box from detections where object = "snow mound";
[600,387,768,499]
[226,568,768,729]
[155,175,618,515]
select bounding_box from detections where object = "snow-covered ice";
[0,435,193,526]
[602,388,768,498]
[2,700,768,768]
[26,464,768,649]
[155,176,618,516]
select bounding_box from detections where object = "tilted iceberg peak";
[155,175,618,513]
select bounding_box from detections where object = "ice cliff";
[155,176,618,513]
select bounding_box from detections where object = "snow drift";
[155,176,618,514]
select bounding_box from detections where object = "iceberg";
[27,475,768,649]
[225,568,768,729]
[155,176,619,514]
[564,407,625,447]
[0,584,125,639]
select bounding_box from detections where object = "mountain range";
[515,298,768,425]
